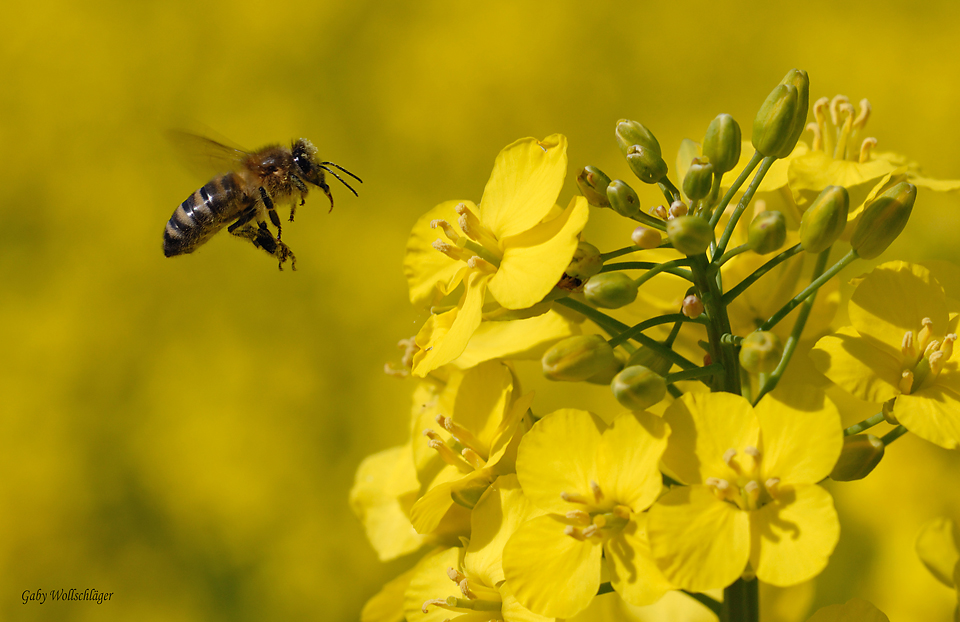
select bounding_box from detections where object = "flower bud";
[542,335,618,382]
[606,179,642,219]
[830,434,885,481]
[739,331,783,374]
[682,294,704,319]
[747,210,787,254]
[631,226,661,249]
[585,355,624,385]
[566,241,603,281]
[752,69,809,158]
[752,83,798,158]
[682,157,714,201]
[799,185,849,253]
[666,215,713,256]
[626,145,669,184]
[626,345,672,376]
[702,113,742,174]
[577,166,612,207]
[583,272,639,309]
[611,365,668,411]
[850,181,917,259]
[615,119,662,157]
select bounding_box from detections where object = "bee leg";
[229,221,295,271]
[290,174,308,222]
[227,204,259,234]
[259,187,284,243]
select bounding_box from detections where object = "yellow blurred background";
[2,1,959,620]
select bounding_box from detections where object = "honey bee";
[163,134,361,270]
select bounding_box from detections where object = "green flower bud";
[577,166,612,207]
[702,114,742,174]
[583,272,639,309]
[752,83,798,158]
[747,210,787,254]
[626,145,669,184]
[542,335,617,382]
[625,345,672,377]
[799,185,849,253]
[851,181,917,259]
[739,331,783,374]
[666,215,713,256]
[616,119,662,157]
[830,434,885,481]
[682,157,714,201]
[611,365,667,411]
[566,241,603,281]
[779,69,810,159]
[585,355,624,385]
[606,179,642,218]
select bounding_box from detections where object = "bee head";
[291,138,324,186]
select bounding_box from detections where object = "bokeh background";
[3,0,960,620]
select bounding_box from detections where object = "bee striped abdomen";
[163,173,245,257]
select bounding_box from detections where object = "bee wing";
[167,130,251,179]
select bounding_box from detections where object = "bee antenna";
[319,165,360,197]
[319,161,363,183]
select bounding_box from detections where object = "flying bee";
[164,134,361,270]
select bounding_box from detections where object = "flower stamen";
[437,415,484,455]
[859,137,877,163]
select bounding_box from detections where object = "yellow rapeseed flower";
[502,409,673,618]
[406,135,589,377]
[648,389,842,591]
[811,261,960,449]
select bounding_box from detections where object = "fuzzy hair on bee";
[163,134,361,270]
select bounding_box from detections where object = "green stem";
[710,151,763,228]
[666,364,723,385]
[659,177,682,204]
[722,577,759,622]
[667,384,683,398]
[609,313,702,348]
[722,244,803,304]
[753,247,831,404]
[714,243,753,267]
[684,590,723,616]
[690,254,741,393]
[881,425,909,446]
[845,412,886,436]
[714,155,776,259]
[555,298,628,338]
[758,249,859,332]
[596,582,614,596]
[600,245,642,262]
[600,260,694,284]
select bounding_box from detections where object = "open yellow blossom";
[502,409,673,618]
[407,135,589,377]
[404,476,551,622]
[648,388,842,591]
[811,261,960,449]
[915,517,960,615]
[409,362,534,535]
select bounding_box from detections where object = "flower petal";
[349,445,425,561]
[895,373,960,449]
[755,385,842,484]
[648,485,750,592]
[500,583,554,622]
[596,412,669,512]
[915,517,960,588]
[502,514,602,618]
[750,484,839,587]
[405,200,473,307]
[806,598,890,622]
[413,272,492,377]
[605,513,675,607]
[516,409,604,514]
[465,475,544,587]
[489,196,589,310]
[479,135,567,240]
[810,328,901,404]
[361,566,416,622]
[453,310,580,369]
[849,262,948,350]
[661,392,758,484]
[787,150,898,214]
[404,547,462,622]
